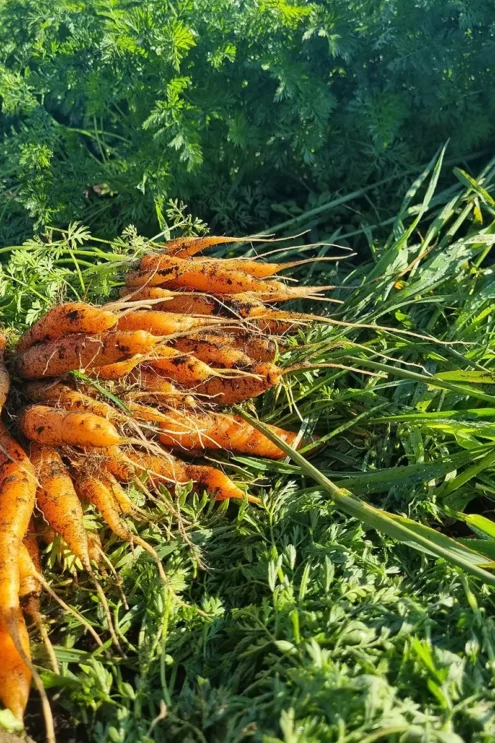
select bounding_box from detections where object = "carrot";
[188,331,277,362]
[20,406,122,448]
[74,473,161,567]
[141,253,331,279]
[0,422,36,628]
[163,235,247,259]
[158,410,298,459]
[19,540,40,608]
[171,336,254,368]
[100,471,139,516]
[17,302,117,353]
[0,615,31,719]
[190,362,282,404]
[26,381,127,422]
[17,330,161,379]
[137,347,218,385]
[0,333,10,412]
[92,356,144,380]
[116,310,222,335]
[29,445,92,570]
[101,447,137,483]
[128,368,189,395]
[118,287,221,315]
[125,450,256,502]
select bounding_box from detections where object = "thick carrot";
[0,615,31,719]
[190,362,282,403]
[116,310,222,335]
[172,336,254,369]
[17,330,161,379]
[158,410,297,458]
[29,445,91,570]
[26,382,126,422]
[0,333,10,412]
[20,406,122,448]
[0,422,36,628]
[141,254,328,279]
[118,287,221,315]
[17,302,117,353]
[188,331,277,362]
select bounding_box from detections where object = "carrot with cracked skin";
[116,310,223,335]
[17,330,161,379]
[29,445,92,570]
[0,421,36,629]
[20,406,122,448]
[0,615,31,720]
[158,410,298,459]
[17,302,117,353]
[0,333,10,412]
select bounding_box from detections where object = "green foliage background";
[1,0,495,244]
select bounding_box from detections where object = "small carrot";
[101,447,137,483]
[184,464,260,504]
[136,347,218,385]
[17,330,161,379]
[30,445,92,570]
[118,287,222,315]
[163,235,249,258]
[20,406,122,448]
[0,333,10,412]
[116,310,222,335]
[0,615,31,720]
[92,356,144,380]
[158,410,298,459]
[17,302,117,353]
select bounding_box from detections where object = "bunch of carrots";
[0,234,336,740]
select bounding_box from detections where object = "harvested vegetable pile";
[0,235,336,740]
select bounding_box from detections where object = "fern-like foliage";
[0,0,494,243]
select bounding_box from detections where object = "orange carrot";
[0,333,10,412]
[158,410,297,459]
[118,287,222,315]
[26,382,127,421]
[0,422,36,629]
[0,615,31,720]
[17,330,161,379]
[188,331,277,362]
[116,310,222,335]
[92,356,144,380]
[163,235,247,258]
[190,362,282,403]
[17,302,117,353]
[141,253,330,279]
[30,445,92,570]
[20,406,122,448]
[171,335,254,368]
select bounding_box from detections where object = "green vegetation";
[1,152,495,741]
[1,0,495,243]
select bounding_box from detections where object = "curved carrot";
[20,406,122,448]
[118,287,221,315]
[116,310,222,335]
[92,356,144,380]
[171,336,254,369]
[0,616,31,720]
[0,422,36,629]
[30,445,91,570]
[0,333,10,413]
[158,410,297,459]
[17,302,117,353]
[17,330,161,379]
